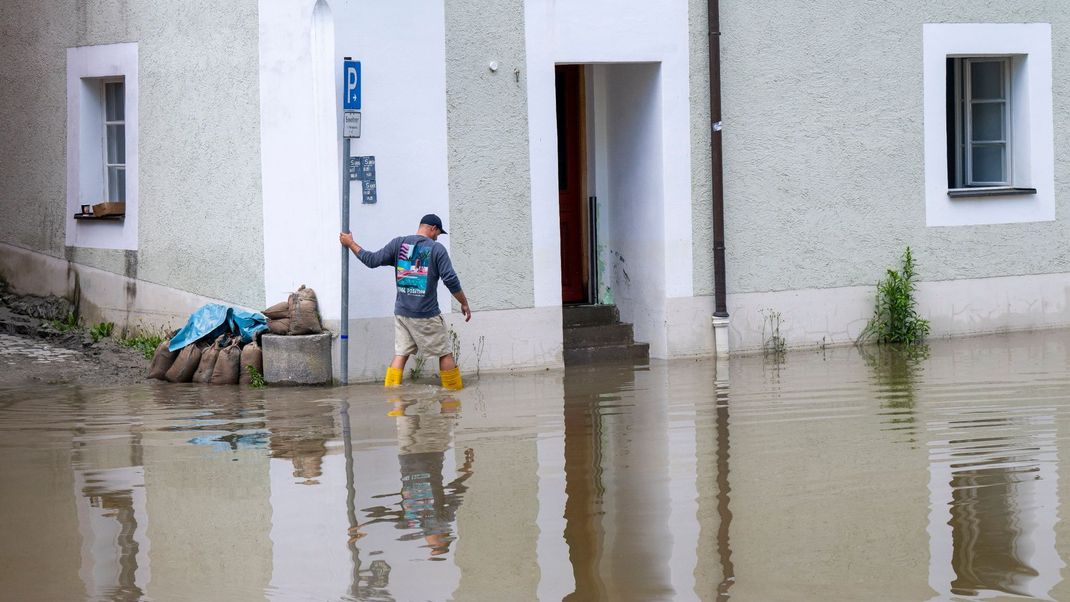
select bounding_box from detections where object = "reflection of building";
[927,405,1063,599]
[265,394,339,483]
[73,464,151,599]
[0,386,277,600]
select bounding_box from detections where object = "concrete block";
[262,333,333,385]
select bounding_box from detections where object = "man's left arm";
[435,246,471,322]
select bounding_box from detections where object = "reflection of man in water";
[391,397,474,558]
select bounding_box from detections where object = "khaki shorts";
[394,315,451,358]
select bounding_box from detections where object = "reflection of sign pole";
[340,57,360,385]
[340,399,361,598]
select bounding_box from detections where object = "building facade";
[1,1,1068,381]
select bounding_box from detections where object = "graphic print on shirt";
[396,242,431,296]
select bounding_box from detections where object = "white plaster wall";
[524,0,694,360]
[258,0,450,322]
[1,1,265,310]
[525,0,694,309]
[687,0,714,298]
[598,63,669,358]
[0,242,254,334]
[258,0,341,319]
[719,3,1070,294]
[336,3,452,321]
[666,295,716,358]
[444,0,534,311]
[259,0,465,380]
[325,306,563,383]
[726,272,1070,354]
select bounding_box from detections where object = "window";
[66,42,138,250]
[103,80,126,203]
[923,24,1053,227]
[946,58,1011,189]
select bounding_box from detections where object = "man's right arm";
[341,234,398,268]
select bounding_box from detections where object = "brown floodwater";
[3,330,1070,601]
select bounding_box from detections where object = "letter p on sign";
[343,60,361,110]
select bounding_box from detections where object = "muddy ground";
[0,281,148,387]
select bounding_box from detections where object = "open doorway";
[556,64,592,304]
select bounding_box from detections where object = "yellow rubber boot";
[384,367,403,387]
[440,367,463,391]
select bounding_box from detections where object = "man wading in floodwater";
[340,214,471,390]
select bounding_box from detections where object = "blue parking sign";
[343,60,361,110]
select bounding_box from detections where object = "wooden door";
[557,65,586,304]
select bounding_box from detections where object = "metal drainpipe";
[708,0,730,356]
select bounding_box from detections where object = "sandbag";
[211,338,242,385]
[239,341,263,385]
[192,339,223,384]
[268,318,290,335]
[147,340,179,380]
[263,301,289,320]
[164,344,201,383]
[288,285,322,335]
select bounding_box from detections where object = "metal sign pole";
[340,136,350,385]
[340,57,361,386]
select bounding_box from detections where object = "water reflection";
[928,403,1063,599]
[863,344,927,443]
[360,397,473,560]
[267,396,335,484]
[4,331,1070,599]
[562,365,614,601]
[64,386,147,602]
[713,363,735,601]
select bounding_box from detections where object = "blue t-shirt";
[356,235,462,318]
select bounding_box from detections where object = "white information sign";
[343,110,361,138]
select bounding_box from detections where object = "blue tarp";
[168,304,269,351]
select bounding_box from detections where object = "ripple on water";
[0,331,1070,600]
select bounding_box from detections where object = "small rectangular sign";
[343,60,361,110]
[347,155,377,204]
[343,110,361,138]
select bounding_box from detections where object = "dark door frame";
[556,64,590,305]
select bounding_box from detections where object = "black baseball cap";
[420,213,447,234]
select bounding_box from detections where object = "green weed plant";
[246,365,266,388]
[760,308,786,358]
[409,354,427,380]
[90,322,115,343]
[119,331,167,359]
[51,312,80,333]
[859,247,930,346]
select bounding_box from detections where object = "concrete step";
[562,304,620,327]
[563,323,635,349]
[564,342,650,366]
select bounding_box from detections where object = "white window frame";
[923,24,1054,227]
[951,57,1012,188]
[66,43,139,250]
[101,78,126,203]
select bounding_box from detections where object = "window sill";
[947,187,1037,198]
[74,213,124,221]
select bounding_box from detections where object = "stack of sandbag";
[149,334,264,387]
[263,285,323,336]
